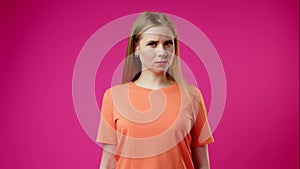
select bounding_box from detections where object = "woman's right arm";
[100,144,117,169]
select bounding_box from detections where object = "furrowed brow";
[147,40,159,43]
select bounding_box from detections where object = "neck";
[134,70,173,89]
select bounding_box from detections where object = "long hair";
[121,11,200,123]
[122,12,188,88]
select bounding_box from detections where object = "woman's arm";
[100,144,117,169]
[192,145,211,169]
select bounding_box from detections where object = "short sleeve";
[96,89,118,145]
[190,88,214,147]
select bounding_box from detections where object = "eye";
[164,40,174,47]
[147,41,157,47]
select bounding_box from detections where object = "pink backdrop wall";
[1,0,299,169]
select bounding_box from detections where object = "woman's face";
[135,26,175,74]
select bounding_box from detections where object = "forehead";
[140,26,174,40]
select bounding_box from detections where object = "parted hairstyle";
[121,11,201,122]
[122,11,186,86]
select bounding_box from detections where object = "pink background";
[1,0,299,169]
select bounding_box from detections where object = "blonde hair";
[122,11,188,88]
[122,11,200,122]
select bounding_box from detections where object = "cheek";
[167,47,175,56]
[139,50,156,63]
[139,55,152,66]
[139,49,156,58]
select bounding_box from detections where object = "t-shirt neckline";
[129,81,178,92]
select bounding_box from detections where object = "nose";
[156,44,167,58]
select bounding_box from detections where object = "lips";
[155,61,168,64]
[154,61,169,66]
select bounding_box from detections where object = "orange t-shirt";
[97,82,214,169]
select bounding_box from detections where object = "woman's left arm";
[192,145,211,169]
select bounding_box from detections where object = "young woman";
[97,11,214,169]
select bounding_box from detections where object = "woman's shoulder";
[108,83,130,89]
[103,83,131,94]
[101,83,131,101]
[187,84,205,102]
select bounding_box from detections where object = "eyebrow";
[146,39,173,43]
[164,40,173,43]
[146,40,158,43]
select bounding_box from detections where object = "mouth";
[154,61,169,67]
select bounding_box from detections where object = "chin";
[150,68,167,74]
